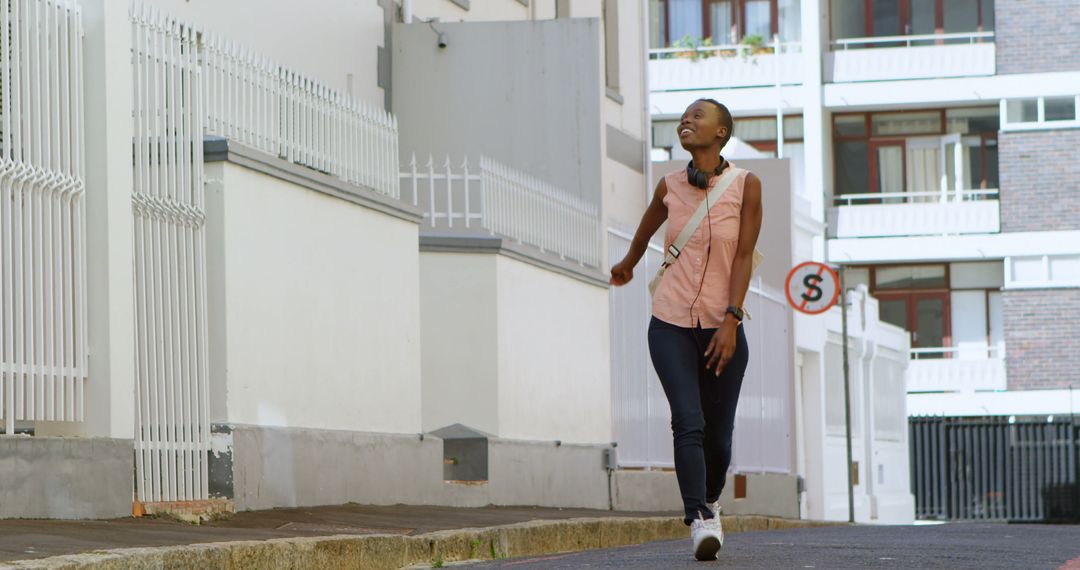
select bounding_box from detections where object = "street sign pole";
[839,265,855,524]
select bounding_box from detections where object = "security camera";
[437,31,448,49]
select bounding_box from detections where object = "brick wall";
[999,129,1080,233]
[1003,289,1080,390]
[997,0,1080,74]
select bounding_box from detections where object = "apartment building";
[647,0,1080,520]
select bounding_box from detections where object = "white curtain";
[906,137,941,201]
[877,146,904,198]
[669,0,703,41]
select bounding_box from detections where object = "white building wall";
[144,0,385,105]
[495,256,612,444]
[419,252,500,435]
[208,162,423,434]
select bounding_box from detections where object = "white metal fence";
[131,5,210,503]
[0,0,87,434]
[203,32,400,198]
[402,154,602,269]
[606,229,793,473]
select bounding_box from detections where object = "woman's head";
[677,99,733,152]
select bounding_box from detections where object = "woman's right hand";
[610,258,635,286]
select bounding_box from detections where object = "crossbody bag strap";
[661,167,744,267]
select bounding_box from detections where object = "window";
[861,262,1005,359]
[652,0,800,46]
[651,115,803,155]
[1002,96,1080,131]
[833,108,999,196]
[604,0,620,96]
[830,0,994,44]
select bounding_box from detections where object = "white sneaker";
[709,499,723,518]
[690,515,723,561]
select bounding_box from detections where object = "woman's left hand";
[704,319,738,376]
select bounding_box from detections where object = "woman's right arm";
[610,178,669,286]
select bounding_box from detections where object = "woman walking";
[610,98,763,561]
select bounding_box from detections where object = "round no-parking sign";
[785,261,840,315]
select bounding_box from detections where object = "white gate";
[130,5,210,503]
[607,229,671,467]
[607,229,793,474]
[0,0,88,434]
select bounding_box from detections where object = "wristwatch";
[725,306,744,322]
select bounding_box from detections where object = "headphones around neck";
[686,158,727,190]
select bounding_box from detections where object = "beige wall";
[410,0,555,21]
[419,252,500,435]
[207,162,423,434]
[495,256,612,444]
[419,250,611,444]
[145,0,384,106]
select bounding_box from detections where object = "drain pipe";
[402,0,412,23]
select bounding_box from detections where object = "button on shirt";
[651,165,748,329]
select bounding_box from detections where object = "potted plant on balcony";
[671,34,716,62]
[741,34,770,58]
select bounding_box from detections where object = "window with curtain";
[830,0,990,43]
[777,0,800,41]
[709,0,735,43]
[669,0,703,42]
[744,0,772,39]
[649,0,667,48]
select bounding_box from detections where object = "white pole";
[774,34,784,160]
[403,0,412,23]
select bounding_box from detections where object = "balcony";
[830,189,999,239]
[648,42,803,92]
[825,32,995,83]
[906,345,1006,393]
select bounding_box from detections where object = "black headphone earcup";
[687,161,708,189]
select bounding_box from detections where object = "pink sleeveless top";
[651,164,749,329]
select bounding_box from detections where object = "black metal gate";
[910,416,1080,522]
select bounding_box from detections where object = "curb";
[2,515,846,569]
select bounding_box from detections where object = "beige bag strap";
[661,167,744,268]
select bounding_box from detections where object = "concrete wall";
[419,253,500,435]
[611,470,799,518]
[144,0,385,106]
[996,0,1080,75]
[999,129,1080,233]
[419,247,611,444]
[1003,289,1080,390]
[392,18,602,204]
[205,158,423,435]
[222,424,616,511]
[409,0,555,22]
[495,255,612,444]
[0,437,132,519]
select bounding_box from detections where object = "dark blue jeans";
[647,316,749,525]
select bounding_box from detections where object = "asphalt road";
[466,523,1080,569]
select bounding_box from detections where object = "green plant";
[469,539,481,558]
[670,34,716,62]
[433,558,445,568]
[741,34,765,47]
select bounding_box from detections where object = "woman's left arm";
[705,173,763,375]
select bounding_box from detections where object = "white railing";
[648,40,801,60]
[203,33,400,199]
[131,5,210,503]
[907,344,1006,392]
[835,189,999,206]
[831,31,994,50]
[910,344,1004,361]
[402,154,602,269]
[0,0,87,434]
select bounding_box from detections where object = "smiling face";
[677,100,730,151]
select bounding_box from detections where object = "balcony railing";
[831,31,995,50]
[907,344,1006,393]
[830,189,1000,238]
[648,38,803,91]
[825,32,995,83]
[834,189,998,206]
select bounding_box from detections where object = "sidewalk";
[0,504,837,569]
